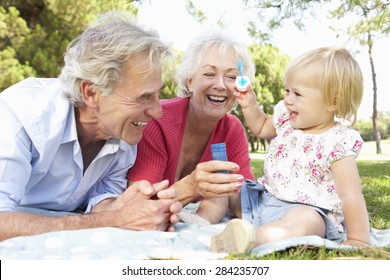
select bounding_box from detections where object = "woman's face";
[186,45,239,121]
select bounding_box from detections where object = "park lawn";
[232,141,390,260]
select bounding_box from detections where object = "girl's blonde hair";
[285,47,363,126]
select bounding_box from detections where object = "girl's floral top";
[259,101,364,231]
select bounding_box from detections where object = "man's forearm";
[0,211,111,241]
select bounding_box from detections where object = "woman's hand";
[185,160,245,198]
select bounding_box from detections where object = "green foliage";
[185,0,207,24]
[0,0,139,92]
[248,44,289,115]
[244,0,330,42]
[0,6,30,47]
[160,49,183,100]
[0,6,37,91]
[0,47,36,91]
[331,0,389,42]
[357,112,390,140]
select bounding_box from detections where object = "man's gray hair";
[60,11,171,106]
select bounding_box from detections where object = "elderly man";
[0,11,181,241]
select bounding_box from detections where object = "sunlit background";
[136,0,390,121]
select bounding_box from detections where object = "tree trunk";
[367,33,382,154]
[249,133,256,152]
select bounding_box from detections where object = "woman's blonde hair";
[285,47,363,126]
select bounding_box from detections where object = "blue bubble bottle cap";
[235,59,250,92]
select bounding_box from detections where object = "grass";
[235,140,390,260]
[358,138,390,158]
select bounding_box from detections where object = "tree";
[0,0,139,92]
[357,111,390,141]
[0,6,36,91]
[243,0,389,154]
[248,44,289,115]
[331,0,389,153]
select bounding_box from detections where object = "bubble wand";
[235,59,250,92]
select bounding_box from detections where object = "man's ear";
[80,80,99,108]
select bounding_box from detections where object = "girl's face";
[284,74,336,134]
[186,46,239,122]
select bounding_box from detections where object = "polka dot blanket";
[1,222,389,259]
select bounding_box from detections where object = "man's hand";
[94,180,182,232]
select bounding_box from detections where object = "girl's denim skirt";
[240,179,344,243]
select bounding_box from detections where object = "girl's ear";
[327,96,338,112]
[80,80,99,108]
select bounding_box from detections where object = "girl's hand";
[233,86,258,110]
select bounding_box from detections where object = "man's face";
[95,53,164,145]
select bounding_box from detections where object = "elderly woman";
[128,30,255,224]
